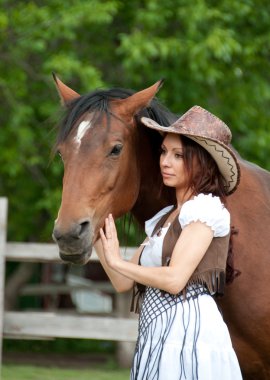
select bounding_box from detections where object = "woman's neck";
[175,187,194,208]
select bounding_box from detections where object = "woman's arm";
[94,237,146,293]
[100,214,214,295]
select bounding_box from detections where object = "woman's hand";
[99,214,122,269]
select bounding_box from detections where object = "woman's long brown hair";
[180,135,227,202]
[179,135,240,284]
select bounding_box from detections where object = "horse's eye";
[109,144,123,157]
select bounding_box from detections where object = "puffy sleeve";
[179,194,230,237]
[145,205,174,237]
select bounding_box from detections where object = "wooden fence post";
[0,198,8,371]
[115,291,137,368]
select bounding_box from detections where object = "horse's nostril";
[79,221,90,237]
[52,228,62,242]
[70,220,90,238]
[53,221,90,242]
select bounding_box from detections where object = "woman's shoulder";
[182,193,227,210]
[145,205,174,237]
[179,193,230,237]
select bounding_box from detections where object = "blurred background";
[1,0,270,378]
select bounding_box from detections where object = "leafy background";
[1,0,270,242]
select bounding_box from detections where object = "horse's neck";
[132,180,172,226]
[131,128,175,226]
[227,157,270,215]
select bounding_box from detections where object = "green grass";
[2,363,130,380]
[3,338,115,354]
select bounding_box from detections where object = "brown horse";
[52,75,270,379]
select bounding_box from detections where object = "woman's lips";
[162,172,175,178]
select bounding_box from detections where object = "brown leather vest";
[131,207,230,313]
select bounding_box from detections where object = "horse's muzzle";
[52,220,93,265]
[59,249,92,265]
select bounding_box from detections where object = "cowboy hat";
[141,105,240,194]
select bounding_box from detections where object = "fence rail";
[4,312,138,341]
[5,242,135,262]
[0,197,138,369]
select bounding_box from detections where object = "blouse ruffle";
[144,194,230,239]
[179,193,230,237]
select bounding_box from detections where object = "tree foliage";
[0,0,270,241]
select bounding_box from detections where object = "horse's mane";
[56,87,177,146]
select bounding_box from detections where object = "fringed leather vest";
[131,207,230,313]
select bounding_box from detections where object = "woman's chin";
[163,179,176,187]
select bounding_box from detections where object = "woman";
[96,105,242,379]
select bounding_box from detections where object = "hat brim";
[141,117,240,195]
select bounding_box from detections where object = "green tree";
[0,0,269,241]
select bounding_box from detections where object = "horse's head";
[52,75,163,264]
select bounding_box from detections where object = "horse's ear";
[112,80,164,120]
[52,73,80,105]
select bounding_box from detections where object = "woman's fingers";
[100,215,118,250]
[100,217,114,243]
[99,228,108,248]
[109,214,117,238]
[99,215,120,268]
[104,218,108,237]
[105,214,117,240]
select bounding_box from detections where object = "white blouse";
[140,193,230,267]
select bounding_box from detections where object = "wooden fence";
[0,197,138,369]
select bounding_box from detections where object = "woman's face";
[160,133,188,190]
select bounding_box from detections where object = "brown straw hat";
[141,105,240,195]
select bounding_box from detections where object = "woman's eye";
[109,144,123,157]
[160,148,166,155]
[175,153,183,159]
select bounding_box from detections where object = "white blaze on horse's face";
[74,119,93,147]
